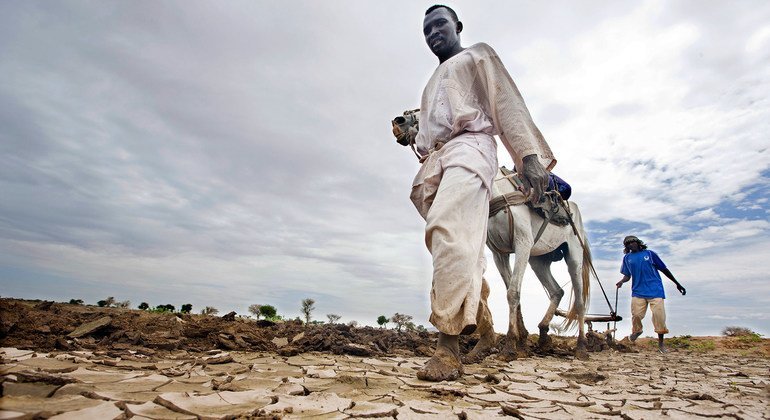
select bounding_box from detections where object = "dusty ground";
[1,298,768,419]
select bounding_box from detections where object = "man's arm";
[616,275,630,288]
[659,268,686,295]
[475,44,555,203]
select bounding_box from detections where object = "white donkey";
[483,168,592,361]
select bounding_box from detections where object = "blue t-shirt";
[620,250,667,299]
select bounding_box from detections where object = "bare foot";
[464,330,497,364]
[629,331,642,342]
[417,334,463,382]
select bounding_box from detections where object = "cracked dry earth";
[2,346,769,419]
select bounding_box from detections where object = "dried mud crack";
[1,298,768,419]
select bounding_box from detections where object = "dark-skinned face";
[627,241,641,252]
[423,8,462,62]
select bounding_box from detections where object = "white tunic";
[410,43,557,335]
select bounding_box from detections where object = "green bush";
[738,332,763,343]
[666,335,692,349]
[149,304,176,313]
[691,339,715,351]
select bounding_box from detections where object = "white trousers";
[412,164,492,335]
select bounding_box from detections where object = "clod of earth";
[67,316,112,338]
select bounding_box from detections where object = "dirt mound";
[0,299,443,357]
[1,298,619,359]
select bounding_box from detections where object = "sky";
[1,0,769,338]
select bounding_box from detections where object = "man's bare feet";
[417,333,463,382]
[464,329,497,364]
[629,331,642,342]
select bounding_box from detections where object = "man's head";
[423,5,464,63]
[623,235,647,254]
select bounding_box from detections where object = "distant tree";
[97,300,108,307]
[69,299,84,305]
[259,305,277,319]
[156,304,175,312]
[103,297,116,307]
[390,313,413,332]
[327,314,341,324]
[248,304,263,319]
[347,320,359,328]
[301,298,315,324]
[116,300,131,308]
[415,325,427,332]
[377,315,388,328]
[201,306,219,316]
[180,304,193,314]
[138,302,150,310]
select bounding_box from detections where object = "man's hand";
[520,154,549,203]
[616,281,624,289]
[677,284,686,296]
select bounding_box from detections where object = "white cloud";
[746,25,770,55]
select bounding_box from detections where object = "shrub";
[138,302,149,310]
[201,306,219,316]
[259,305,277,319]
[692,339,716,351]
[738,332,763,343]
[666,335,692,349]
[722,326,757,337]
[665,335,715,352]
[149,304,175,313]
[69,299,84,305]
[180,304,192,314]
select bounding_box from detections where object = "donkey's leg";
[500,244,531,361]
[489,251,516,361]
[528,254,565,352]
[565,242,589,360]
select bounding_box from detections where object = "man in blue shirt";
[616,235,686,353]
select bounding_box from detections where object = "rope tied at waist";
[418,140,447,163]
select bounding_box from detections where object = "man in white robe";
[414,5,557,381]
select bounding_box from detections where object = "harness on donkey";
[489,167,622,335]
